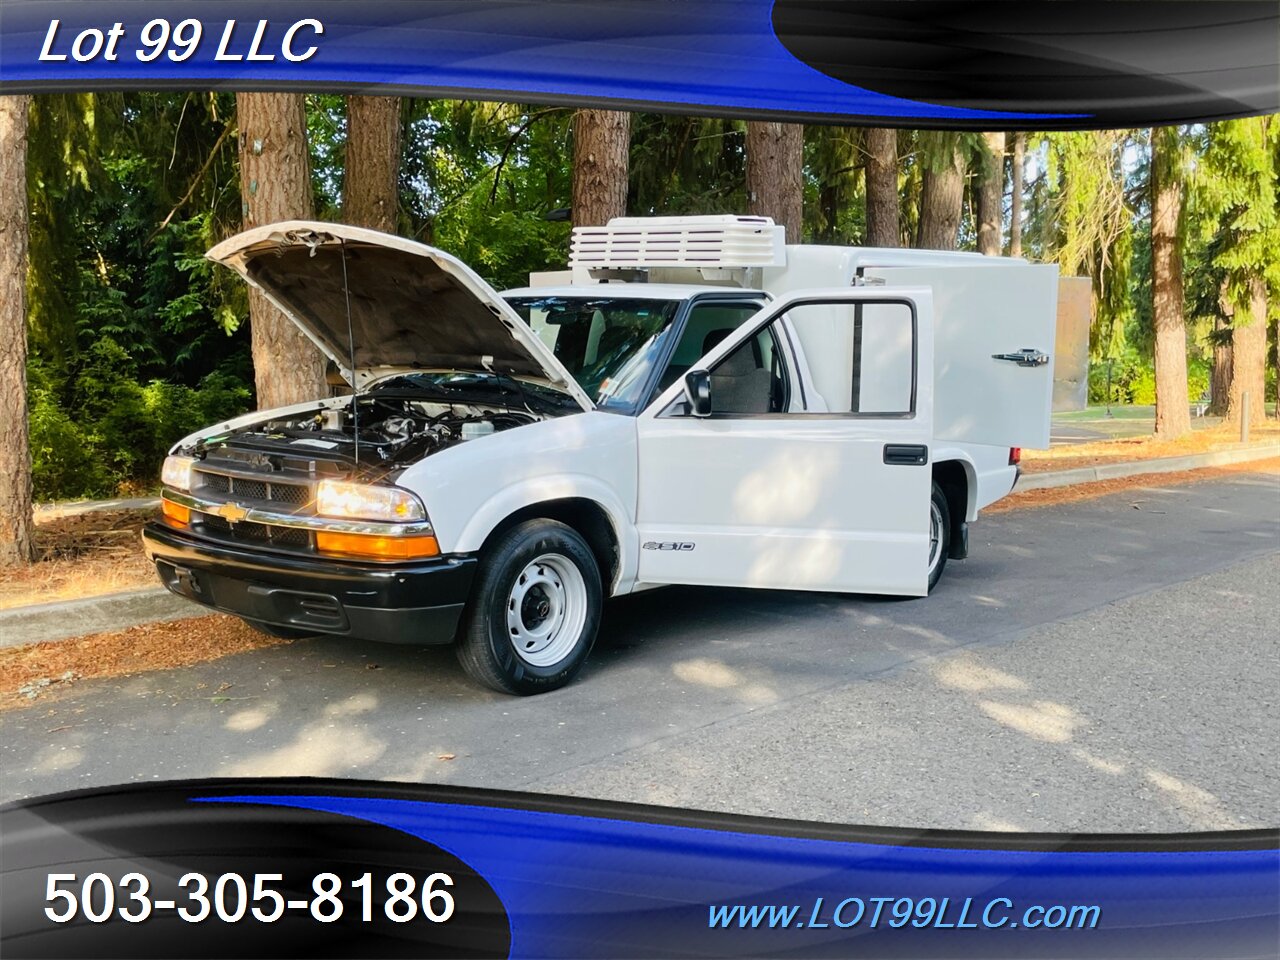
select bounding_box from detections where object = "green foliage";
[1032,130,1139,360]
[25,91,252,500]
[397,100,576,290]
[629,114,746,219]
[28,339,251,500]
[1191,117,1280,320]
[804,126,863,243]
[1087,352,1210,406]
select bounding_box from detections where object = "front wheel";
[927,482,951,593]
[456,519,602,695]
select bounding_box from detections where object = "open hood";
[207,221,594,411]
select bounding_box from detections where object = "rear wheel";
[927,482,951,593]
[457,519,602,695]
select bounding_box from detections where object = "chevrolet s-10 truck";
[143,216,1057,694]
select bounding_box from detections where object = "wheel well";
[932,459,970,540]
[480,499,620,590]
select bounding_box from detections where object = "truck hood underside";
[207,222,593,410]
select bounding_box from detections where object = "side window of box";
[786,300,916,417]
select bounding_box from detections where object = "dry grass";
[0,508,158,610]
[986,457,1280,513]
[1021,422,1280,474]
[0,614,291,711]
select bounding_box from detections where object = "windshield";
[505,296,681,411]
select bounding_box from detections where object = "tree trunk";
[572,110,631,228]
[864,127,900,247]
[746,121,804,243]
[1150,127,1192,439]
[1226,278,1268,427]
[1209,314,1233,417]
[0,96,34,567]
[976,131,1005,256]
[236,93,326,411]
[916,142,965,250]
[1008,132,1025,257]
[344,95,401,233]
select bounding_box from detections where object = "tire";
[241,618,315,640]
[927,481,951,593]
[456,519,603,695]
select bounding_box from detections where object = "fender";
[395,412,641,593]
[452,475,640,596]
[932,445,1019,520]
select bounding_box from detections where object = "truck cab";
[143,217,1056,694]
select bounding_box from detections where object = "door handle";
[884,444,928,465]
[992,348,1050,367]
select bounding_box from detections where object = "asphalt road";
[3,471,1278,834]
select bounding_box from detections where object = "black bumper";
[142,523,476,644]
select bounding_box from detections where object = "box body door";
[865,263,1058,449]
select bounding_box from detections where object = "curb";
[0,587,200,649]
[1016,444,1280,491]
[8,446,1277,649]
[34,496,160,521]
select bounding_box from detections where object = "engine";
[197,395,540,474]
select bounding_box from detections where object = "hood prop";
[336,237,360,467]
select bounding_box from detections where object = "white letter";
[39,19,67,60]
[103,23,126,61]
[214,20,241,60]
[71,28,105,62]
[281,19,323,62]
[245,20,274,61]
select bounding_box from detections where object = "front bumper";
[142,523,476,644]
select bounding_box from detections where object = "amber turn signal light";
[161,498,190,527]
[315,530,440,561]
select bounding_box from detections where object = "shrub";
[27,340,252,502]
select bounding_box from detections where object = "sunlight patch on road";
[220,723,387,778]
[977,699,1083,743]
[1144,768,1240,831]
[225,704,278,732]
[1070,748,1126,775]
[932,657,1027,693]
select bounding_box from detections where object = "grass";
[1055,405,1162,421]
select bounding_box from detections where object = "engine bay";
[201,395,538,470]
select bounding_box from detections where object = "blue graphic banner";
[2,779,1276,958]
[2,1,1276,128]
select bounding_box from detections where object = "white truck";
[143,216,1057,694]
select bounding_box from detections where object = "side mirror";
[684,369,712,417]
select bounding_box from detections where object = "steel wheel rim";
[928,500,944,576]
[506,553,587,667]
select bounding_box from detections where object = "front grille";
[192,468,311,510]
[233,477,268,500]
[267,483,310,506]
[199,473,231,496]
[198,513,313,551]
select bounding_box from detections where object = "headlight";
[161,455,196,491]
[316,480,426,522]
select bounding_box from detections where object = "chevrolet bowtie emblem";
[216,502,250,524]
